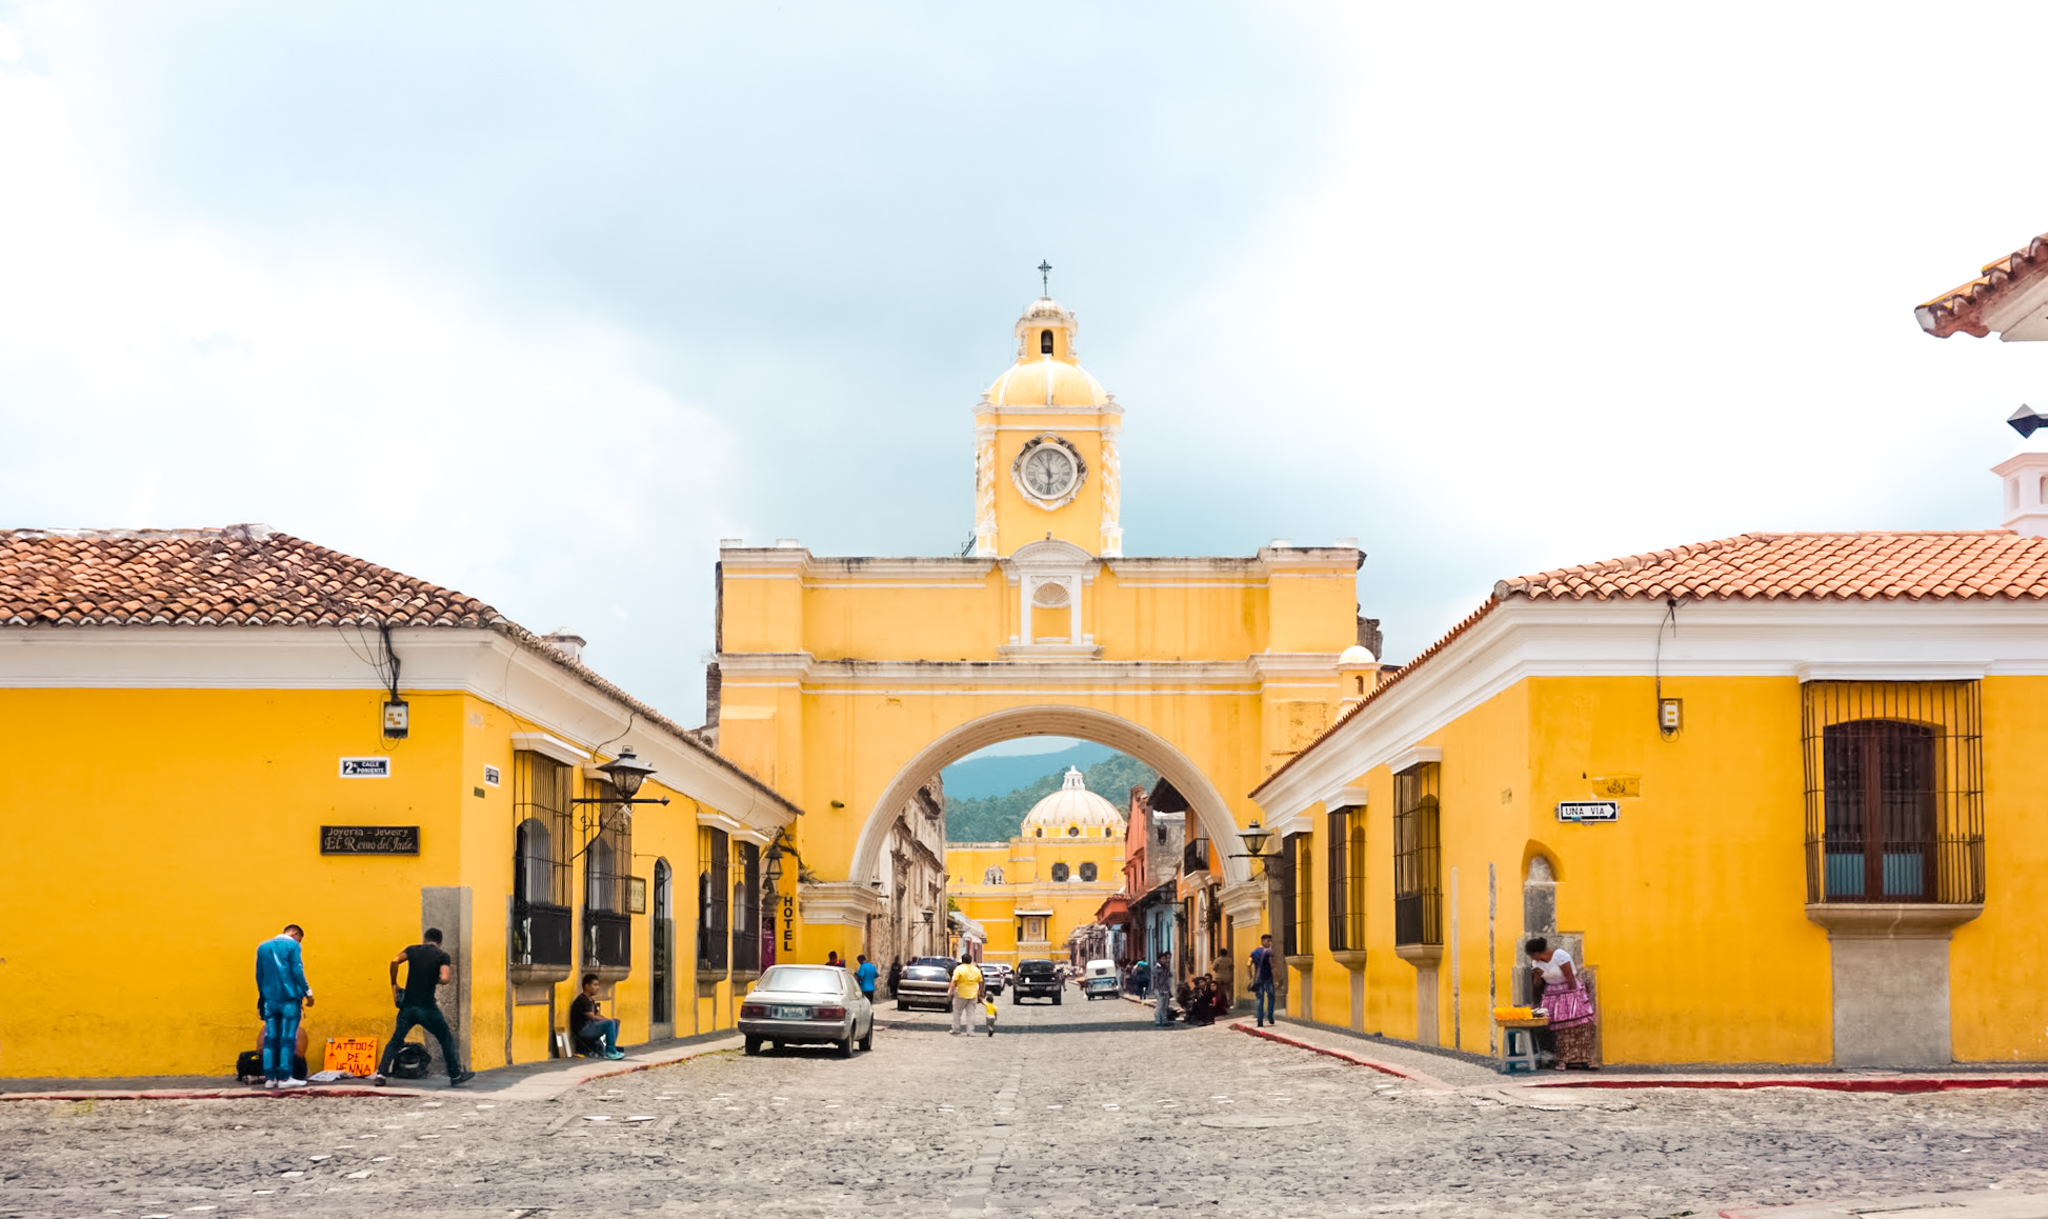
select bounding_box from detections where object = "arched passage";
[848,704,1252,889]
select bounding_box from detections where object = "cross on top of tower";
[1038,260,1052,296]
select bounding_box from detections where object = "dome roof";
[983,297,1114,409]
[1339,644,1377,665]
[986,360,1110,408]
[1021,767,1126,834]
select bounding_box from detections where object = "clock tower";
[972,295,1124,557]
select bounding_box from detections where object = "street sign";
[1556,800,1620,823]
[339,757,391,778]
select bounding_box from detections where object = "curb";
[0,1085,428,1103]
[1231,1021,1452,1089]
[545,1038,743,1094]
[1524,1075,2048,1094]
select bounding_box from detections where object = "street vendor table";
[1496,1016,1549,1074]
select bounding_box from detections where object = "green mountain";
[945,751,1156,843]
[939,741,1114,800]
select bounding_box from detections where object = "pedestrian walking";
[1249,933,1277,1027]
[855,953,878,1002]
[1211,949,1235,1015]
[948,953,983,1036]
[1151,951,1173,1028]
[254,923,314,1089]
[569,974,625,1059]
[374,928,473,1087]
[886,956,904,1000]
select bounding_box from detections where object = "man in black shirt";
[375,928,473,1086]
[568,973,623,1059]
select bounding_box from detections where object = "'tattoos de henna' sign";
[319,825,421,855]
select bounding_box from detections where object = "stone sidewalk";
[1253,1013,2048,1096]
[1717,1188,2048,1217]
[0,1033,743,1104]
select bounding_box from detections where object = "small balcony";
[509,901,573,985]
[584,910,632,982]
[1182,840,1210,875]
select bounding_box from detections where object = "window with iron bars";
[1289,832,1314,958]
[697,827,729,973]
[1269,830,1297,957]
[732,840,761,973]
[512,752,574,970]
[1327,806,1367,952]
[581,778,631,971]
[1802,681,1984,905]
[1393,764,1442,946]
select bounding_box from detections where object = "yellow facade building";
[0,527,798,1078]
[946,768,1126,967]
[1252,530,2048,1068]
[710,294,1368,973]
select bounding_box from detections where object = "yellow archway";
[850,704,1252,889]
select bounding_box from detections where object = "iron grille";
[1289,833,1314,957]
[1182,839,1210,875]
[585,911,631,969]
[510,901,572,968]
[698,827,729,972]
[1802,681,1983,905]
[513,751,573,907]
[1327,808,1367,952]
[732,841,761,973]
[1270,833,1297,958]
[1393,764,1442,946]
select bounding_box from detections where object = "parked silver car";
[739,965,874,1057]
[895,956,959,1011]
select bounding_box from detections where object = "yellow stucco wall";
[1285,672,2048,1065]
[0,685,738,1078]
[947,834,1124,964]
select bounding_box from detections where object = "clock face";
[1021,444,1078,500]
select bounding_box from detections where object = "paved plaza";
[2,995,2045,1218]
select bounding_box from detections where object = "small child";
[982,995,998,1037]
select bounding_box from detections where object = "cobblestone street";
[3,994,2045,1218]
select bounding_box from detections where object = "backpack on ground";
[387,1042,432,1080]
[236,1050,264,1084]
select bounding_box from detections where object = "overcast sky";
[5,3,2046,723]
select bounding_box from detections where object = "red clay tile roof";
[1917,232,2048,338]
[1495,531,2048,603]
[1251,530,2048,799]
[0,525,501,627]
[0,525,803,816]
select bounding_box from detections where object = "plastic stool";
[1498,1025,1540,1074]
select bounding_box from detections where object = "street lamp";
[596,746,657,800]
[1231,819,1276,873]
[763,847,784,890]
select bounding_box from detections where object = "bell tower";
[972,289,1124,557]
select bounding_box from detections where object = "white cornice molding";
[1794,660,1992,682]
[1253,596,2048,818]
[1248,652,1343,682]
[513,732,589,766]
[717,651,1271,690]
[696,808,773,846]
[1219,878,1266,923]
[1321,784,1369,811]
[798,881,886,926]
[1387,745,1442,776]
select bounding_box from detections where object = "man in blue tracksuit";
[255,924,314,1089]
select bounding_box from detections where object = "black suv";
[1011,959,1062,1005]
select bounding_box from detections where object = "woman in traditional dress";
[1526,937,1598,1068]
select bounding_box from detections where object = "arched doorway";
[651,859,674,1034]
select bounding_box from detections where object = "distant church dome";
[1022,767,1126,839]
[984,297,1113,409]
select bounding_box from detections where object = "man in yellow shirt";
[949,953,984,1037]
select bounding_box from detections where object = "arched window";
[1035,827,1044,838]
[585,837,615,915]
[1079,861,1098,882]
[1051,862,1071,882]
[515,817,552,905]
[1040,329,1054,355]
